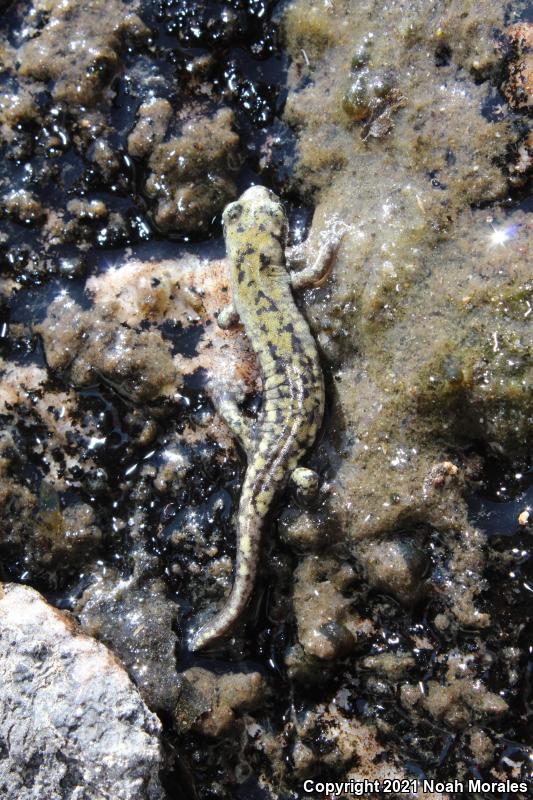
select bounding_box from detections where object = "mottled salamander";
[189,185,340,651]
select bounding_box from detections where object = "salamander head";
[222,186,289,284]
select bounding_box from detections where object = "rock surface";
[0,583,166,800]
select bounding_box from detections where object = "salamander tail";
[188,505,263,651]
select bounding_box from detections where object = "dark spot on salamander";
[268,341,279,360]
[237,269,245,283]
[256,290,279,312]
[308,407,319,425]
[269,230,283,247]
[291,333,305,354]
[239,243,255,259]
[259,252,271,271]
[283,322,295,333]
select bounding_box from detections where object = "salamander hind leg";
[291,466,320,504]
[213,389,256,456]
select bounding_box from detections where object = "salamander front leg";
[289,237,343,290]
[217,302,240,329]
[288,218,346,290]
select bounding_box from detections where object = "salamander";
[189,185,340,651]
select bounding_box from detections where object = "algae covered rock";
[359,536,429,605]
[129,104,240,235]
[291,556,371,662]
[18,0,149,106]
[282,0,532,649]
[37,292,178,403]
[175,667,267,737]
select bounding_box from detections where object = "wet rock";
[468,728,496,767]
[78,570,182,720]
[0,384,108,585]
[127,98,174,159]
[175,667,266,737]
[359,536,429,605]
[401,677,508,729]
[290,695,413,787]
[18,0,149,106]
[277,506,336,552]
[32,493,102,574]
[342,71,375,121]
[0,480,36,573]
[67,197,109,222]
[282,2,338,61]
[129,104,240,234]
[39,254,257,413]
[152,443,191,494]
[1,189,45,225]
[58,254,86,278]
[0,582,166,800]
[362,651,415,679]
[291,556,371,661]
[400,650,508,729]
[342,66,404,139]
[0,360,104,490]
[0,87,36,137]
[38,294,178,403]
[503,23,533,110]
[283,0,531,514]
[423,460,459,492]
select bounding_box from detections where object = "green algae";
[283,0,531,465]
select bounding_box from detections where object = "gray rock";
[0,583,166,800]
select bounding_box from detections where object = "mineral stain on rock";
[0,0,532,798]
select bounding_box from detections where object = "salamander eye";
[225,203,242,222]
